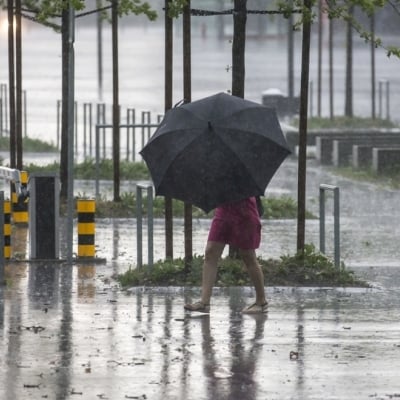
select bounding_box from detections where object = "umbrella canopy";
[140,92,291,213]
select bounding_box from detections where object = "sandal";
[184,301,210,313]
[242,301,268,314]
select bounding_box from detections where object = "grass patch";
[23,161,60,174]
[87,193,314,219]
[74,158,150,180]
[116,244,369,288]
[294,116,397,130]
[335,166,400,190]
[19,158,313,219]
[23,159,151,181]
[90,192,209,219]
[0,136,58,152]
[263,195,315,219]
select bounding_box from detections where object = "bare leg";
[200,241,225,304]
[240,249,267,305]
[184,241,225,312]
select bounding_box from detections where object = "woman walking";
[184,196,268,314]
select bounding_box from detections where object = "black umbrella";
[140,92,291,213]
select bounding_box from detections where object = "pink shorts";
[208,217,261,250]
[207,198,261,250]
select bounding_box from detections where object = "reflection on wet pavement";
[1,156,400,399]
[1,261,400,400]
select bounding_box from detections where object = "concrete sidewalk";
[1,261,399,400]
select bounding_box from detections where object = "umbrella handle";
[174,99,185,108]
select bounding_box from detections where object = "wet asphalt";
[1,261,399,400]
[1,158,400,399]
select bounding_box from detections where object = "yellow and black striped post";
[12,170,29,225]
[4,200,11,259]
[77,199,96,258]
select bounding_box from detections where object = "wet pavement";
[1,159,400,399]
[1,262,400,400]
[1,17,399,399]
[86,157,400,268]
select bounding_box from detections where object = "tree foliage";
[113,0,157,19]
[276,0,400,58]
[0,0,85,20]
[0,0,157,25]
[164,0,400,57]
[165,0,188,18]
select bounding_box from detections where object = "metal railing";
[378,79,390,120]
[56,101,163,160]
[136,184,154,270]
[319,184,340,269]
[94,123,159,198]
[0,84,27,137]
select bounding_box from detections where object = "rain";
[1,1,400,399]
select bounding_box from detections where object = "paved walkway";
[1,260,399,400]
[1,158,400,399]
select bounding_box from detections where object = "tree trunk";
[344,5,354,117]
[7,0,16,168]
[217,1,225,40]
[15,0,23,170]
[164,0,174,259]
[317,0,323,117]
[370,13,376,119]
[97,0,104,101]
[287,2,294,99]
[183,0,192,270]
[230,0,246,258]
[60,8,69,200]
[297,0,312,254]
[232,0,246,98]
[112,0,120,202]
[329,13,334,119]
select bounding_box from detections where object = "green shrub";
[261,244,365,287]
[116,244,369,288]
[0,136,58,152]
[295,116,396,129]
